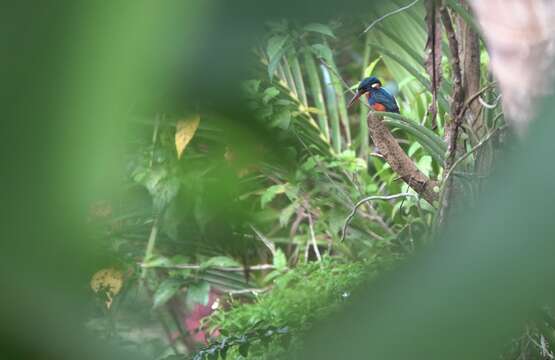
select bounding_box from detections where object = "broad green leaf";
[266,35,289,61]
[304,23,335,38]
[363,57,382,78]
[408,141,422,157]
[273,110,291,129]
[263,87,280,104]
[241,80,261,97]
[152,177,180,213]
[273,248,287,271]
[417,155,433,177]
[142,256,171,268]
[279,202,298,227]
[201,256,241,269]
[153,278,182,308]
[261,184,287,208]
[267,35,289,79]
[268,46,287,79]
[310,44,333,61]
[186,281,210,307]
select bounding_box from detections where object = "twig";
[348,173,394,235]
[362,0,420,35]
[227,287,270,296]
[141,263,277,272]
[142,114,162,281]
[341,193,415,241]
[306,211,322,262]
[140,215,160,282]
[478,94,502,109]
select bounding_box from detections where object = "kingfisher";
[348,76,400,113]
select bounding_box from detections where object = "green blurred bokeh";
[3,1,555,359]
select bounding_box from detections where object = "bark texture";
[438,5,465,225]
[459,4,482,136]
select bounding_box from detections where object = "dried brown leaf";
[175,114,200,159]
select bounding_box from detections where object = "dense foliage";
[78,3,555,360]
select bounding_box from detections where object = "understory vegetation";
[81,2,555,360]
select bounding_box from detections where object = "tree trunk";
[470,0,555,133]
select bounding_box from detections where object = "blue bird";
[348,76,400,113]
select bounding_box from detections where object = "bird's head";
[348,76,382,107]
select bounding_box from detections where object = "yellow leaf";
[90,268,123,309]
[175,114,200,159]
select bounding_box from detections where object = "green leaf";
[417,155,433,177]
[267,35,289,60]
[261,184,287,209]
[273,248,287,271]
[142,255,171,268]
[273,110,291,129]
[241,80,261,97]
[153,278,182,308]
[279,202,298,227]
[238,342,250,357]
[268,46,287,80]
[202,256,241,269]
[262,87,280,104]
[310,44,333,61]
[219,345,229,359]
[304,23,335,38]
[186,281,211,307]
[382,113,446,164]
[267,35,289,79]
[363,56,382,78]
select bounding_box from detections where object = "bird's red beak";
[348,90,364,108]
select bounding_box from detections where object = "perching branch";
[341,193,416,242]
[367,112,439,205]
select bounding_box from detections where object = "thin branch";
[140,213,160,282]
[341,193,416,241]
[141,263,277,272]
[478,94,502,109]
[227,287,270,296]
[142,114,162,282]
[362,0,421,35]
[306,210,322,262]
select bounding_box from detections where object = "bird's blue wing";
[370,88,400,113]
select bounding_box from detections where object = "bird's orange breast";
[372,103,387,112]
